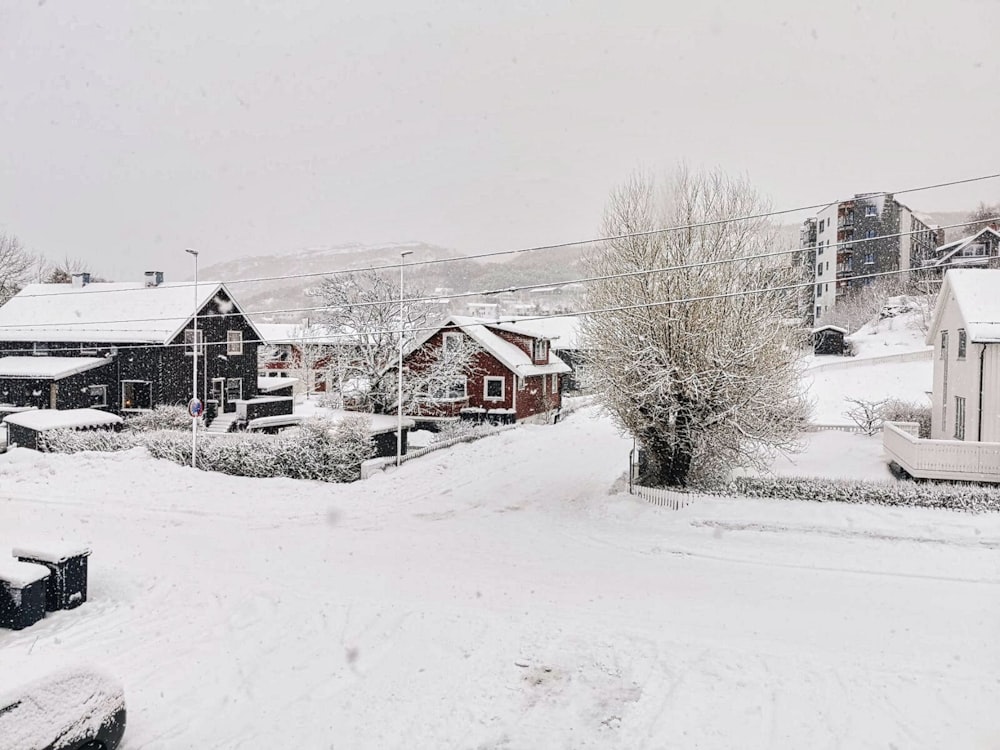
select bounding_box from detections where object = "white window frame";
[865,204,877,217]
[532,339,548,362]
[957,329,967,360]
[121,380,153,412]
[516,375,525,391]
[442,332,462,354]
[86,384,108,408]
[483,376,505,401]
[551,374,558,393]
[184,328,204,356]
[227,330,243,355]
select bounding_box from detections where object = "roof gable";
[406,316,572,376]
[932,227,1000,266]
[927,269,1000,344]
[0,281,260,346]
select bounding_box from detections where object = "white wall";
[931,291,987,440]
[813,203,839,320]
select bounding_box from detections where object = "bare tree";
[0,232,34,306]
[581,167,810,488]
[44,256,106,284]
[964,202,1000,235]
[317,269,480,414]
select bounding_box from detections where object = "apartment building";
[801,193,941,322]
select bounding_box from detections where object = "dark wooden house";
[404,316,572,423]
[0,272,267,416]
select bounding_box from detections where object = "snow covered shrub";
[728,476,1000,513]
[125,405,199,432]
[41,418,375,483]
[844,397,888,435]
[881,399,931,439]
[38,428,140,454]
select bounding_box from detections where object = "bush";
[125,405,199,432]
[38,417,375,483]
[881,399,931,439]
[726,475,1000,513]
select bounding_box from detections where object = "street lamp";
[185,248,199,468]
[397,250,414,467]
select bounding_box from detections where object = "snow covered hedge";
[38,417,374,483]
[728,476,1000,513]
[124,405,199,432]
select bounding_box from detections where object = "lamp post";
[397,250,414,466]
[185,248,199,468]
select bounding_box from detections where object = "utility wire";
[2,215,995,331]
[13,171,1000,301]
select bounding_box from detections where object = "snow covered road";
[2,409,999,749]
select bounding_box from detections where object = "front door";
[225,378,242,413]
[211,378,226,412]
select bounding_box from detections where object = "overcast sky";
[1,1,998,282]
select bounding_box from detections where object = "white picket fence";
[806,423,869,434]
[628,483,698,510]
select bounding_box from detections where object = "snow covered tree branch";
[317,269,480,414]
[581,167,810,487]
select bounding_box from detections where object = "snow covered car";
[0,665,126,750]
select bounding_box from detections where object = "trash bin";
[13,543,92,611]
[0,560,50,630]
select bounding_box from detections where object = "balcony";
[884,422,1000,483]
[837,217,855,229]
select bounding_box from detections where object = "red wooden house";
[405,316,572,423]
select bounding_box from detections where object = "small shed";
[3,409,123,450]
[812,325,848,356]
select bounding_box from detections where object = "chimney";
[144,271,164,288]
[71,272,91,289]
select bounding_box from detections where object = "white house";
[927,269,1000,442]
[883,269,1000,482]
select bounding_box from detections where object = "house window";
[864,252,875,265]
[817,243,824,255]
[865,229,877,240]
[227,330,243,355]
[484,376,505,401]
[32,342,53,357]
[940,330,949,360]
[816,263,822,276]
[815,306,821,319]
[185,328,204,356]
[825,262,829,272]
[516,376,525,391]
[226,378,243,403]
[816,284,822,298]
[954,396,966,440]
[551,374,558,393]
[958,329,967,360]
[86,385,107,408]
[442,332,462,354]
[532,339,548,362]
[122,380,152,411]
[865,205,877,217]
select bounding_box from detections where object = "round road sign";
[188,398,204,418]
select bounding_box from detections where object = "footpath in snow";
[1,407,999,748]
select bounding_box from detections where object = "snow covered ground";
[804,358,933,425]
[2,407,999,748]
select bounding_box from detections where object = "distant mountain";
[199,209,979,324]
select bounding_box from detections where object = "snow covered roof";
[257,377,299,393]
[0,559,50,587]
[491,316,582,350]
[409,316,572,377]
[811,325,847,334]
[13,541,92,564]
[4,408,123,431]
[0,281,262,345]
[254,322,349,346]
[928,269,1000,343]
[929,228,1000,267]
[0,356,113,380]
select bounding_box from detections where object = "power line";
[13,171,1000,301]
[2,214,995,332]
